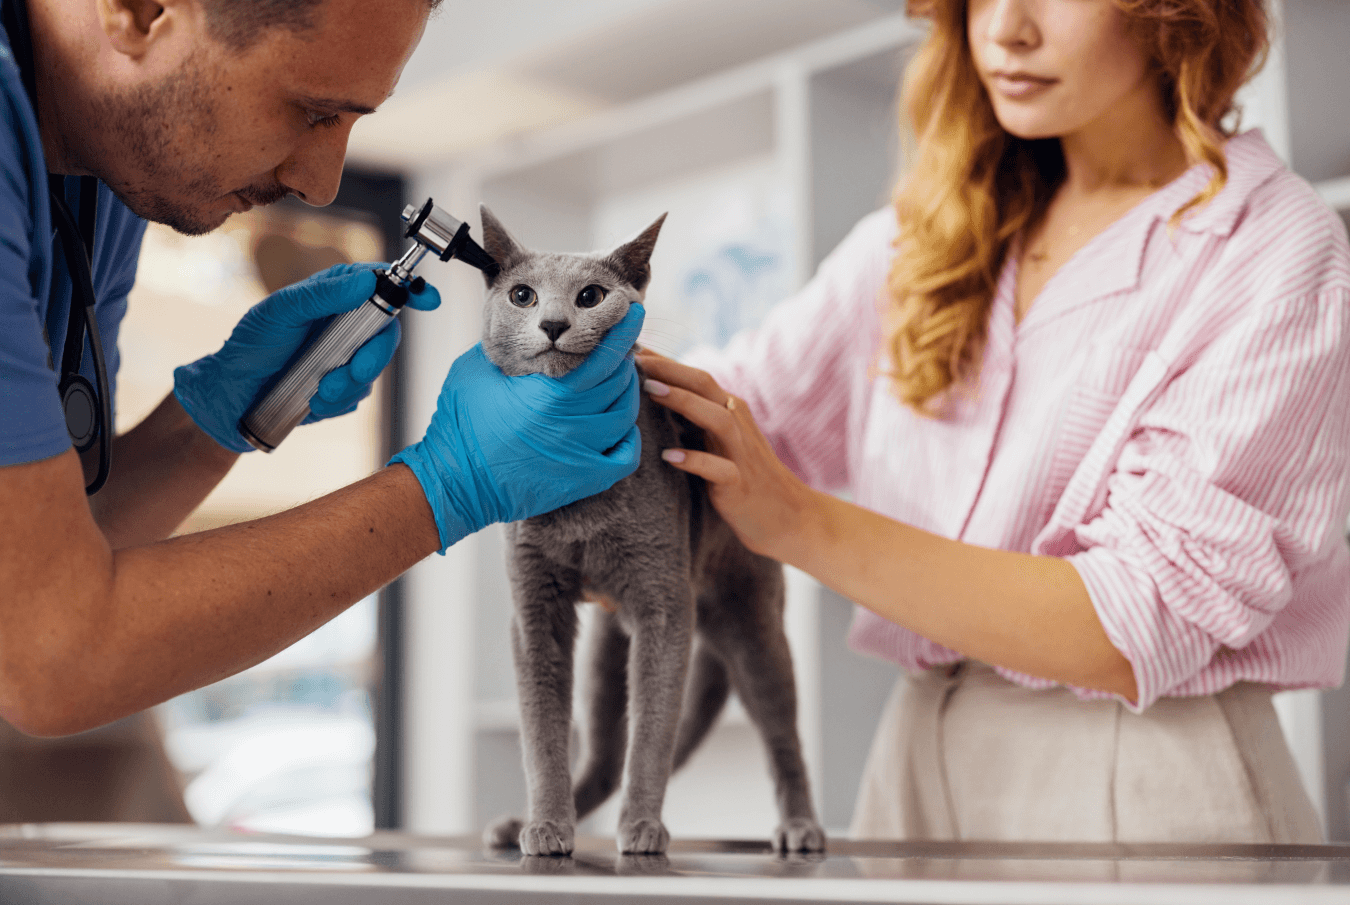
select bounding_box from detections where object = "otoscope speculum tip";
[453,235,500,278]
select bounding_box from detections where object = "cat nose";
[540,320,570,343]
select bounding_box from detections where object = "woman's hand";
[636,349,818,562]
[635,350,1137,701]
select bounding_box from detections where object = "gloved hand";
[174,262,441,453]
[392,303,646,553]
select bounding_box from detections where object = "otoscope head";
[401,199,500,278]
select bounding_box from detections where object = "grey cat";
[475,206,826,857]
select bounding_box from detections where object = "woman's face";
[967,0,1160,142]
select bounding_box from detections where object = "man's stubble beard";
[93,53,287,236]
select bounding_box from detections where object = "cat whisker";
[636,331,689,346]
[638,343,682,359]
[636,332,685,345]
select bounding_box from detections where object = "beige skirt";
[849,661,1322,843]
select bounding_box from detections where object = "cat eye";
[576,285,607,309]
[510,285,538,308]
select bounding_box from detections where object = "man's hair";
[201,0,443,51]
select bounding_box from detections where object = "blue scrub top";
[0,7,147,467]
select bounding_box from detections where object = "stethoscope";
[1,0,111,495]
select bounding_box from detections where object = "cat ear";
[606,213,666,293]
[478,204,524,283]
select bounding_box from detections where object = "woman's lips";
[991,72,1058,99]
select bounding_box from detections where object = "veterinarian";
[641,0,1350,843]
[0,0,644,814]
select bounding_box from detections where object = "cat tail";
[671,640,730,772]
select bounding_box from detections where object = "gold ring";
[725,396,737,411]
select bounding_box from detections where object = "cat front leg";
[572,609,630,821]
[616,585,695,855]
[505,554,583,856]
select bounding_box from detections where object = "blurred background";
[91,0,1350,844]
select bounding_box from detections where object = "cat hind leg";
[715,572,826,853]
[671,639,730,772]
[483,816,523,849]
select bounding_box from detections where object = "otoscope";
[239,199,498,452]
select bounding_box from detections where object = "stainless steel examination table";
[2,823,1350,904]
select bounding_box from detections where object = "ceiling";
[346,0,907,170]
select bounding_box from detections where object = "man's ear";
[96,0,176,58]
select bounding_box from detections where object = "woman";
[638,0,1350,843]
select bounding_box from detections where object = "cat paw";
[519,820,575,856]
[482,815,524,849]
[774,817,826,853]
[617,818,669,854]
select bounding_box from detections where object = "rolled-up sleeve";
[1070,288,1350,711]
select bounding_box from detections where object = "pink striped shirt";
[690,130,1350,712]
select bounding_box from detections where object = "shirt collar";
[1162,128,1287,238]
[1012,130,1286,334]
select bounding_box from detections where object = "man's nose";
[275,123,352,207]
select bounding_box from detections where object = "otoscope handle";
[236,197,497,453]
[239,273,410,452]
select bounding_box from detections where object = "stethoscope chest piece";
[61,374,99,452]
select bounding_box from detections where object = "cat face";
[478,205,665,378]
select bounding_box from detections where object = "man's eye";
[307,110,343,129]
[510,285,538,308]
[576,285,607,309]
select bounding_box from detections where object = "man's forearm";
[90,393,240,548]
[1,455,439,736]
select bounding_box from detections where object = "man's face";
[94,0,427,235]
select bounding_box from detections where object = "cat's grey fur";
[476,206,825,857]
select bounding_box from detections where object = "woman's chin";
[986,102,1066,142]
[993,117,1062,142]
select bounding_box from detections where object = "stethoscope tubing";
[51,187,111,495]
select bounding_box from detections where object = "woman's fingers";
[642,378,740,450]
[642,368,749,488]
[636,352,812,561]
[636,351,727,407]
[660,447,740,485]
[640,351,766,491]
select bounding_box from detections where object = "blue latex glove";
[174,262,441,452]
[392,303,646,553]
